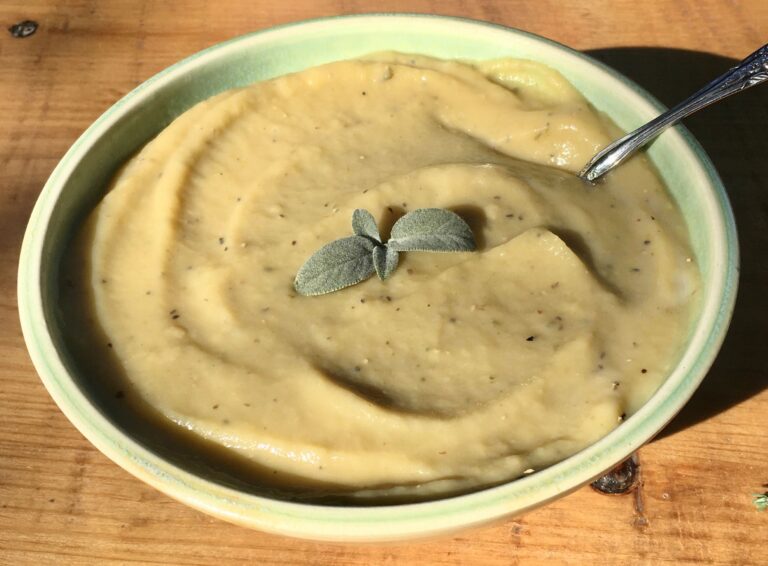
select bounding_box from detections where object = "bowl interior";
[20,14,737,541]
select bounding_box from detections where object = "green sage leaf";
[388,208,476,252]
[352,208,381,243]
[295,207,477,296]
[373,244,399,280]
[294,235,376,296]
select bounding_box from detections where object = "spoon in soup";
[579,43,768,183]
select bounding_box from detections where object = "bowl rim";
[18,13,739,541]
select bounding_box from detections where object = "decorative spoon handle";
[579,43,768,183]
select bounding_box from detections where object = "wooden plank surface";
[1,1,767,563]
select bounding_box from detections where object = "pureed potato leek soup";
[64,53,700,500]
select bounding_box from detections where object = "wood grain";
[1,1,767,564]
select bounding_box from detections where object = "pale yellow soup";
[66,53,699,500]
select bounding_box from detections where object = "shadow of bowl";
[586,47,768,439]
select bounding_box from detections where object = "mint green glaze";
[18,14,737,541]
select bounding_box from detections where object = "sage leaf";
[352,208,381,243]
[294,235,375,296]
[373,244,399,280]
[388,208,476,252]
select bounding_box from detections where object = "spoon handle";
[580,43,768,182]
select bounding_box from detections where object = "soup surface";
[65,53,699,499]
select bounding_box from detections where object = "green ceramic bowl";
[18,14,738,541]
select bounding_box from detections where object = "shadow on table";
[585,47,768,439]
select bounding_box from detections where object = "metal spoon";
[579,43,768,183]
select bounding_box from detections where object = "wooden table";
[2,1,766,563]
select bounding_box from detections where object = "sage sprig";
[294,207,476,296]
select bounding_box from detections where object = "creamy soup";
[64,53,699,500]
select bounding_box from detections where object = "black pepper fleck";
[526,336,536,341]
